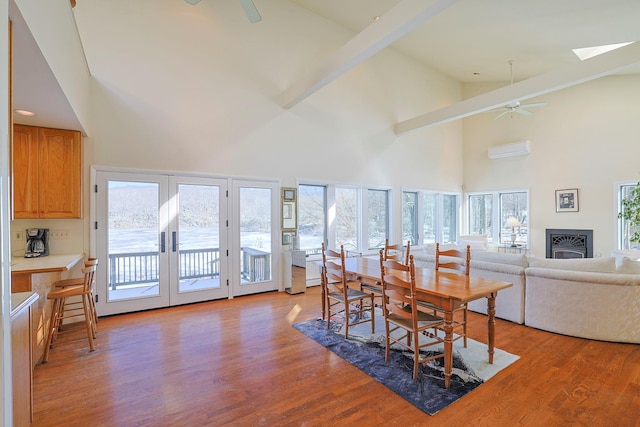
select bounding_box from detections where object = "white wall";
[71,0,464,240]
[462,75,640,258]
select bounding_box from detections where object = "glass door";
[168,176,228,305]
[95,171,229,316]
[231,180,279,296]
[95,171,170,316]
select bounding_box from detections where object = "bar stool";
[43,264,97,362]
[53,258,99,328]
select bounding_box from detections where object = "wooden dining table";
[338,256,513,389]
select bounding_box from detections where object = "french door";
[94,170,279,316]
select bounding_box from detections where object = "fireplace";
[545,229,593,259]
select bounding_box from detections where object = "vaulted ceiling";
[10,0,640,134]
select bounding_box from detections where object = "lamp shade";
[505,216,521,228]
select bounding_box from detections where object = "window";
[298,184,390,254]
[298,184,326,253]
[402,192,417,244]
[467,190,528,246]
[335,187,359,251]
[402,190,460,245]
[468,194,493,239]
[618,182,640,250]
[367,189,389,250]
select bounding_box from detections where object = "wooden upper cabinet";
[12,125,83,219]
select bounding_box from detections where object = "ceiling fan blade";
[184,0,202,5]
[516,108,534,116]
[519,102,547,108]
[239,0,262,23]
[494,110,511,120]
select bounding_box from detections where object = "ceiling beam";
[280,0,458,109]
[394,42,640,135]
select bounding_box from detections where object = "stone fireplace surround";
[545,228,593,259]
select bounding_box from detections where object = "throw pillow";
[617,257,640,274]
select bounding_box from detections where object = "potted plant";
[618,182,640,245]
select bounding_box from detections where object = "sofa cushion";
[457,234,488,252]
[527,256,616,273]
[473,251,528,268]
[617,257,640,274]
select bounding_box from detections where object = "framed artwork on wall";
[556,188,579,212]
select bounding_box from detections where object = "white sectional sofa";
[525,256,640,344]
[411,244,640,344]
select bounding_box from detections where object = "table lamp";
[505,216,521,247]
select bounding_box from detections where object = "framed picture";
[556,188,579,212]
[282,231,295,245]
[283,188,296,202]
[282,201,297,230]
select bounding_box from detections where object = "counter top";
[11,254,84,275]
[10,292,39,319]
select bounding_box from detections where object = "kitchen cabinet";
[12,124,82,218]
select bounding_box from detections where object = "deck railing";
[108,247,271,289]
[108,248,221,290]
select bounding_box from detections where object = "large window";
[618,182,640,250]
[298,184,390,254]
[402,190,460,245]
[335,187,359,251]
[467,190,528,246]
[298,184,326,252]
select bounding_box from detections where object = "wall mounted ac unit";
[488,140,531,159]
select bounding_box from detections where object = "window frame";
[617,181,640,250]
[298,182,392,255]
[402,189,461,245]
[466,189,529,247]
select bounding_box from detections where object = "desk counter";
[11,254,84,366]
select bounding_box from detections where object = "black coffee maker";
[25,228,49,258]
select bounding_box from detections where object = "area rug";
[292,314,519,415]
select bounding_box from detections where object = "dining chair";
[322,244,375,338]
[379,251,445,380]
[427,243,471,347]
[43,264,97,362]
[361,240,411,304]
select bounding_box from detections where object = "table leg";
[443,308,454,389]
[487,293,496,364]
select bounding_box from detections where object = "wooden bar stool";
[43,264,97,362]
[53,258,99,328]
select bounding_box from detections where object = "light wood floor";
[32,286,640,426]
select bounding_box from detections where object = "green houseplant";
[618,182,640,243]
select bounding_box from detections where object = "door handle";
[172,231,177,252]
[160,232,166,253]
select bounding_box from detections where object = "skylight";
[572,42,635,61]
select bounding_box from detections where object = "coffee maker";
[25,228,49,258]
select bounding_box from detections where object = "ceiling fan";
[184,0,262,23]
[488,61,547,120]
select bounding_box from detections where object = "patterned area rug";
[292,315,519,415]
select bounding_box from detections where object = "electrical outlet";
[50,230,70,240]
[15,231,23,241]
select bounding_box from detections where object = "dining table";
[337,256,513,389]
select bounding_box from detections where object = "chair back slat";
[383,239,411,265]
[435,243,471,275]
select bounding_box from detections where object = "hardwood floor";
[32,286,639,426]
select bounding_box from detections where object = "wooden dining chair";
[43,264,97,362]
[322,244,375,338]
[384,239,411,264]
[431,243,471,347]
[361,240,411,304]
[379,251,445,380]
